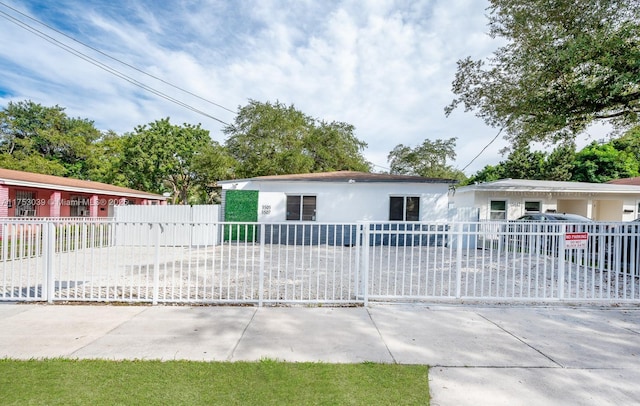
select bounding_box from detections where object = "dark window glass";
[302,196,316,221]
[406,196,420,221]
[286,195,301,220]
[70,195,90,217]
[490,200,506,211]
[525,201,541,213]
[389,196,420,221]
[490,200,507,220]
[286,195,316,221]
[15,191,36,217]
[389,196,404,221]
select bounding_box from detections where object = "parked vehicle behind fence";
[504,213,595,254]
[514,213,593,223]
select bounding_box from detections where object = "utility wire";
[0,1,237,115]
[371,163,391,172]
[0,5,231,125]
[459,127,504,172]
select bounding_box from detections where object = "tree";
[462,164,504,185]
[446,0,640,146]
[87,130,128,187]
[120,118,215,204]
[0,100,100,178]
[303,121,370,172]
[499,145,546,180]
[572,141,639,182]
[463,141,576,184]
[541,141,576,181]
[224,100,370,177]
[612,125,640,162]
[387,138,466,180]
[0,152,67,176]
[191,142,236,204]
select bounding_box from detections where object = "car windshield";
[551,214,592,221]
[516,213,592,221]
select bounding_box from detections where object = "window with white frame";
[524,201,541,213]
[15,190,36,217]
[286,195,316,221]
[389,196,420,221]
[489,200,507,220]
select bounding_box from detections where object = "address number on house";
[565,232,588,249]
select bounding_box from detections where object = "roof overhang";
[455,179,640,195]
[0,178,165,200]
[219,171,458,185]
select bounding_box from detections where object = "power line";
[0,1,237,115]
[0,3,232,125]
[371,163,391,172]
[459,127,504,172]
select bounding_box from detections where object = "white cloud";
[0,0,522,174]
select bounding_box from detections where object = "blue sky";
[0,0,603,174]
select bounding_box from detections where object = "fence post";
[362,223,370,306]
[456,222,463,299]
[44,222,56,303]
[558,224,566,300]
[1,224,7,261]
[353,224,360,302]
[258,224,265,307]
[152,223,161,305]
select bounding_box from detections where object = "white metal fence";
[1,219,639,305]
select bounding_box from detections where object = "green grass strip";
[0,359,429,405]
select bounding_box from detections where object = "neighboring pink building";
[0,168,166,218]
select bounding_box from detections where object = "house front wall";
[1,185,164,218]
[452,189,639,221]
[226,181,450,222]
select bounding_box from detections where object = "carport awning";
[458,179,640,195]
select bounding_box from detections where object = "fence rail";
[1,219,639,305]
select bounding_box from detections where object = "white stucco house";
[218,171,459,223]
[218,171,460,245]
[450,179,640,221]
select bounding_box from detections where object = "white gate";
[113,205,220,246]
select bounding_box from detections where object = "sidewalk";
[1,303,639,405]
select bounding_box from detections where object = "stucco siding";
[233,180,450,222]
[452,189,640,221]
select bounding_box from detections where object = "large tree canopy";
[120,118,216,204]
[303,121,370,173]
[572,141,639,183]
[446,0,640,145]
[224,100,370,178]
[463,141,577,185]
[387,138,466,180]
[190,142,236,204]
[612,125,640,162]
[463,126,640,184]
[540,141,576,181]
[87,130,128,187]
[0,100,100,178]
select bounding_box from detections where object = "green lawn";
[0,359,429,405]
